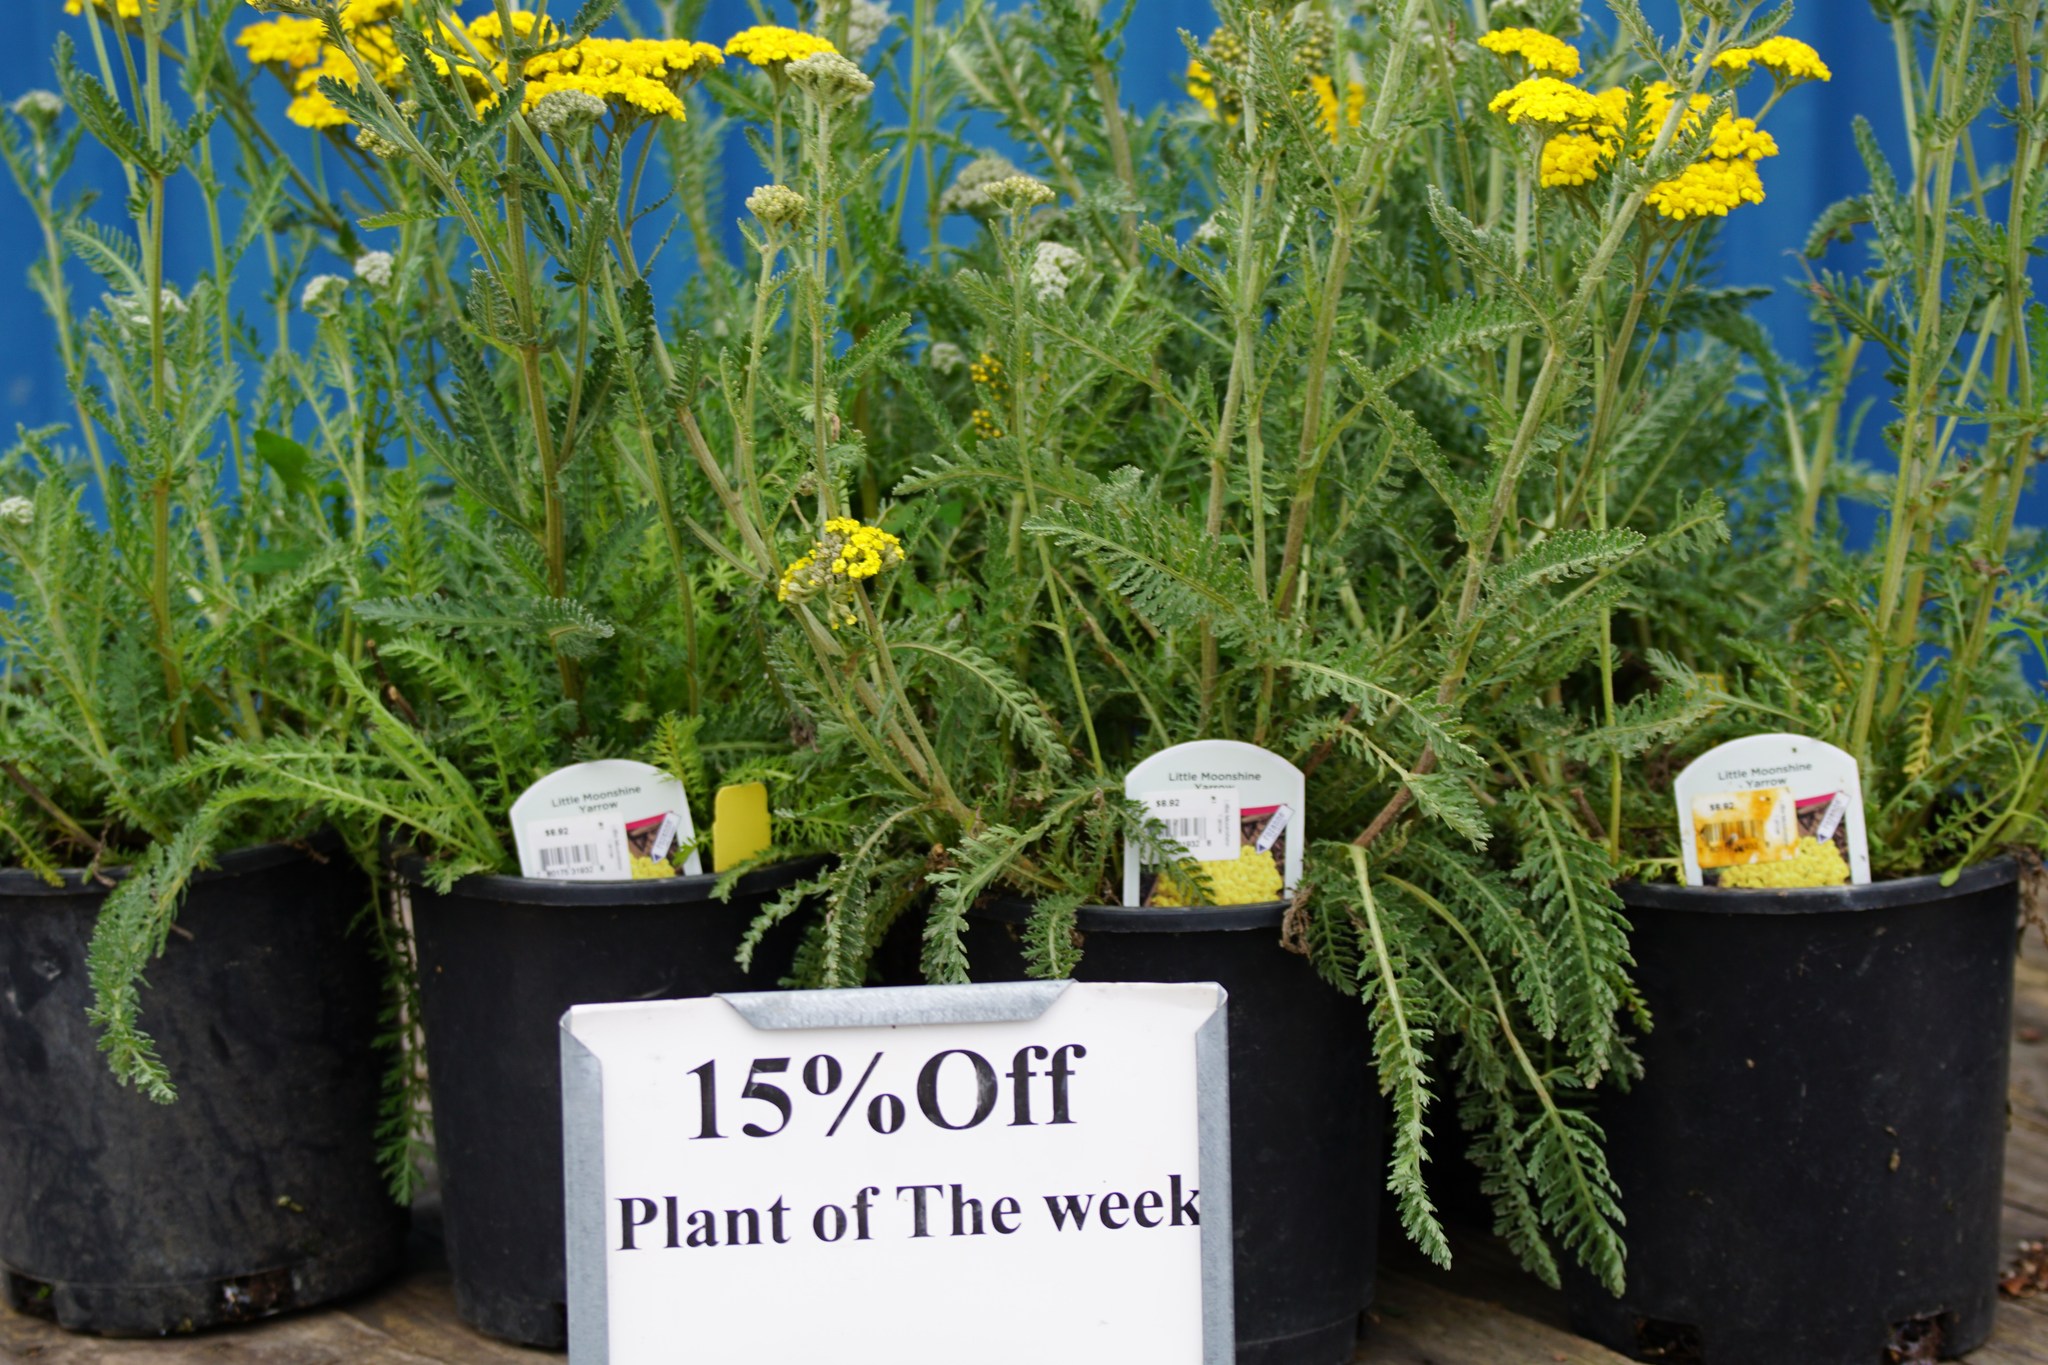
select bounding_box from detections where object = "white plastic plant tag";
[1122,740,1306,907]
[1813,791,1849,843]
[646,811,682,862]
[1671,734,1870,887]
[510,760,702,881]
[1252,804,1292,854]
[1138,788,1240,861]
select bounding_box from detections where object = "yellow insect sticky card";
[712,783,772,873]
[1691,786,1798,870]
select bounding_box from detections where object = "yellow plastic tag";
[1691,786,1798,869]
[712,783,772,873]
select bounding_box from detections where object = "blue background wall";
[0,2,2039,532]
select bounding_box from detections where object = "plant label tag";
[1138,789,1240,862]
[1813,791,1849,843]
[644,812,682,862]
[1671,734,1870,886]
[561,981,1235,1364]
[510,760,702,881]
[1252,804,1292,854]
[1122,741,1306,907]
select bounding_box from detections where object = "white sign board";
[561,982,1232,1364]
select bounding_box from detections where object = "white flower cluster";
[1030,242,1087,302]
[353,251,395,290]
[936,153,1022,217]
[787,51,874,107]
[0,496,32,528]
[746,184,810,228]
[11,90,62,127]
[300,273,350,317]
[819,0,892,58]
[105,288,186,335]
[530,88,607,139]
[925,341,966,375]
[984,174,1055,214]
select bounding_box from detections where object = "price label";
[1691,786,1798,870]
[1138,788,1239,862]
[562,982,1234,1364]
[524,815,628,880]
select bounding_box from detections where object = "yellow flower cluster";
[237,0,409,130]
[239,16,325,69]
[522,37,724,121]
[824,517,903,581]
[1486,34,1816,222]
[969,353,1005,441]
[1488,75,1606,127]
[1539,131,1612,188]
[1186,59,1224,119]
[725,26,837,69]
[1186,22,1363,143]
[1643,157,1766,220]
[777,518,906,627]
[1713,36,1832,86]
[63,0,148,19]
[433,11,559,92]
[630,853,678,880]
[1309,75,1365,138]
[1151,847,1284,907]
[239,6,727,131]
[1716,837,1849,889]
[1709,114,1778,161]
[1478,27,1581,78]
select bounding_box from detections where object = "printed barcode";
[1166,817,1207,838]
[539,844,599,871]
[1700,819,1764,846]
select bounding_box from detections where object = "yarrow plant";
[3,0,434,1125]
[1628,0,2046,892]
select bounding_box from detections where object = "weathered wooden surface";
[10,938,2048,1364]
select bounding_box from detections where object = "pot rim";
[0,836,334,900]
[398,851,827,906]
[1617,854,2019,915]
[980,893,1288,933]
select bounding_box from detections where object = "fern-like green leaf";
[923,819,1053,983]
[893,637,1071,769]
[1507,792,1641,1087]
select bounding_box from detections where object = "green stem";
[1851,10,1976,767]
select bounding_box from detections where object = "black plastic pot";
[965,898,1381,1365]
[407,859,818,1349]
[1566,859,2020,1365]
[0,842,406,1336]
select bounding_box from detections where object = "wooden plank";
[1963,1304,2048,1365]
[1358,1271,1632,1364]
[0,1301,443,1364]
[331,1268,551,1364]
